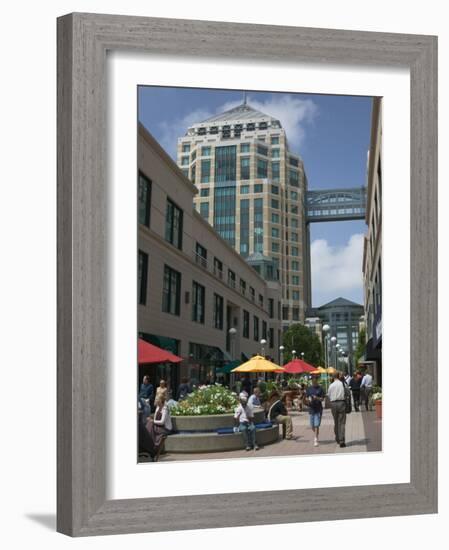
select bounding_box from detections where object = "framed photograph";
[57,13,437,536]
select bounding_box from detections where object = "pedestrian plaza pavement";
[157,408,382,462]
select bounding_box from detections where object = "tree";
[282,324,323,366]
[354,327,366,366]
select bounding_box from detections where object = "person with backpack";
[328,372,348,448]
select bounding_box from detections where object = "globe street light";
[228,327,237,387]
[301,352,305,361]
[292,349,297,360]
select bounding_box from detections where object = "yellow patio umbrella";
[231,355,284,373]
[310,366,327,375]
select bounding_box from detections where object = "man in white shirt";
[360,371,373,411]
[234,392,258,451]
[327,374,347,448]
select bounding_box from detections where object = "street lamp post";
[260,339,267,357]
[279,345,285,366]
[301,352,305,361]
[330,336,337,369]
[228,327,237,388]
[322,324,330,368]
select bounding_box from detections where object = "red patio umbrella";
[275,358,316,374]
[138,338,183,365]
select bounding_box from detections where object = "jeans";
[239,422,256,448]
[362,387,373,411]
[330,400,346,444]
[352,390,360,411]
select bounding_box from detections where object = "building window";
[292,307,300,321]
[282,306,289,321]
[165,198,183,250]
[259,294,264,308]
[271,199,279,209]
[257,158,268,178]
[271,185,279,195]
[200,187,210,197]
[292,290,300,301]
[182,169,189,178]
[210,126,218,134]
[240,185,250,194]
[228,269,236,289]
[138,250,148,305]
[201,159,211,183]
[272,227,279,238]
[272,213,280,223]
[290,191,298,200]
[292,275,300,285]
[253,316,260,341]
[272,161,280,182]
[191,163,196,184]
[214,186,236,246]
[269,298,274,318]
[182,143,190,153]
[289,169,299,186]
[162,265,181,316]
[201,146,211,156]
[240,157,250,180]
[262,320,268,340]
[271,242,280,252]
[269,327,274,348]
[181,156,189,166]
[215,145,237,183]
[191,151,197,161]
[240,198,250,257]
[291,247,299,256]
[250,286,255,302]
[240,143,250,153]
[254,198,264,253]
[199,202,209,220]
[271,136,279,144]
[240,279,247,296]
[246,123,255,132]
[138,172,152,227]
[192,281,205,323]
[291,217,299,228]
[254,183,263,193]
[292,260,299,271]
[213,293,224,330]
[243,310,250,338]
[271,148,280,158]
[214,257,223,279]
[195,242,207,268]
[291,232,299,242]
[291,205,299,214]
[289,156,299,167]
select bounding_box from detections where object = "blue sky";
[138,87,372,307]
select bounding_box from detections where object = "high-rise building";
[177,99,311,328]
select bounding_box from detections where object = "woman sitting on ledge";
[145,395,174,461]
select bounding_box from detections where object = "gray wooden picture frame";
[57,12,438,537]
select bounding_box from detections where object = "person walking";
[306,374,325,447]
[349,371,362,412]
[360,370,374,411]
[328,372,347,448]
[234,392,259,451]
[176,377,190,401]
[267,391,294,440]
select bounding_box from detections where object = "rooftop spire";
[243,91,247,105]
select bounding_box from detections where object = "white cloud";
[311,233,365,306]
[157,94,318,158]
[245,94,318,152]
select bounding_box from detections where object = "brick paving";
[153,407,382,463]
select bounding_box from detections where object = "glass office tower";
[177,100,311,327]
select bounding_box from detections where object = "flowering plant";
[372,391,382,401]
[171,384,239,416]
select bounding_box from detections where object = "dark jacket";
[268,399,287,420]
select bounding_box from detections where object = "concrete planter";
[171,408,265,432]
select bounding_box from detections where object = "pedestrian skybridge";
[305,187,367,223]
